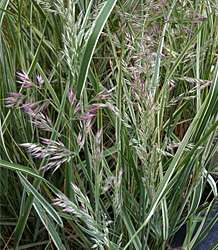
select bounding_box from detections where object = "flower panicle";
[68,88,76,105]
[53,183,114,248]
[94,87,116,100]
[20,100,38,110]
[94,128,103,161]
[74,101,82,114]
[16,70,34,88]
[16,70,44,88]
[78,103,106,122]
[182,77,212,89]
[77,131,86,148]
[36,74,44,85]
[21,100,48,117]
[4,92,25,108]
[113,168,123,215]
[167,79,176,88]
[181,25,193,34]
[20,138,74,172]
[30,112,53,132]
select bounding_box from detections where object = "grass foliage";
[1,0,218,249]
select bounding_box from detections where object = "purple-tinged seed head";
[79,120,83,128]
[39,162,54,171]
[79,113,96,121]
[49,155,65,160]
[74,101,82,113]
[68,88,73,101]
[52,163,62,173]
[4,97,16,102]
[95,90,111,100]
[30,115,53,131]
[168,79,176,88]
[81,136,86,148]
[95,128,102,145]
[181,25,193,34]
[77,131,82,142]
[85,119,94,134]
[45,114,52,125]
[193,12,206,20]
[16,70,34,88]
[152,23,159,34]
[77,132,85,148]
[36,74,44,85]
[7,92,23,97]
[22,137,74,173]
[21,101,38,110]
[4,92,25,108]
[68,88,76,105]
[119,168,123,177]
[93,129,103,160]
[16,70,29,81]
[33,103,48,115]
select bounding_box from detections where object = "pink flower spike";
[77,132,82,142]
[81,136,86,148]
[85,120,93,134]
[46,114,52,125]
[119,168,123,176]
[16,70,29,80]
[36,74,44,85]
[4,93,25,108]
[68,88,73,103]
[72,94,76,104]
[79,120,83,128]
[21,101,38,110]
[74,101,82,113]
[67,88,76,105]
[77,132,85,148]
[16,70,34,88]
